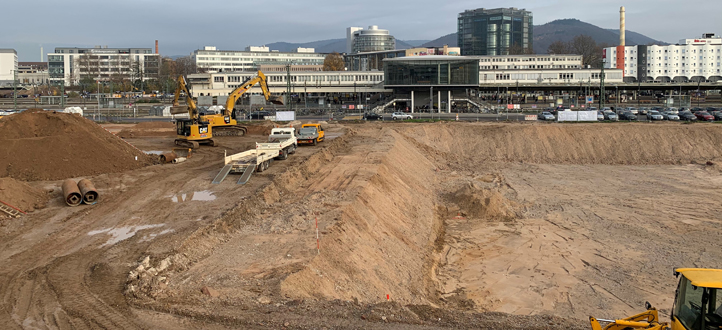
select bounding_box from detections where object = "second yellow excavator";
[170,75,216,149]
[202,71,284,136]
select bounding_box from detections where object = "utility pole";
[13,70,17,111]
[429,86,433,119]
[599,65,607,110]
[286,64,291,111]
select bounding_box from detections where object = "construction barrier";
[557,111,597,122]
[525,115,537,121]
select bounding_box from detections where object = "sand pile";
[117,122,175,138]
[403,123,722,165]
[0,178,48,213]
[244,122,276,136]
[0,109,153,181]
[445,182,520,221]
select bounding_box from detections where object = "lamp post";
[12,70,17,111]
[97,76,101,119]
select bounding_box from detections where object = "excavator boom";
[171,75,198,119]
[223,70,283,117]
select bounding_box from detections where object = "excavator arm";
[171,75,198,120]
[590,303,668,330]
[224,71,283,116]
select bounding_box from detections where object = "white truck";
[211,128,297,184]
[260,127,298,160]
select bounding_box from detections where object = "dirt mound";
[244,122,276,136]
[402,122,722,165]
[445,182,520,221]
[117,121,175,138]
[0,178,48,213]
[0,109,153,181]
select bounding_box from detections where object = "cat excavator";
[201,70,283,136]
[590,268,722,330]
[170,75,216,149]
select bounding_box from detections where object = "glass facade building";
[383,57,479,86]
[347,26,396,54]
[458,8,533,56]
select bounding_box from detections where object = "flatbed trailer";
[212,143,279,184]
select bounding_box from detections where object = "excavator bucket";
[268,96,284,105]
[170,106,188,114]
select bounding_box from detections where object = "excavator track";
[211,125,248,137]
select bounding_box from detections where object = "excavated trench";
[124,122,722,326]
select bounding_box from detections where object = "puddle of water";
[88,224,165,247]
[144,150,165,155]
[170,190,216,202]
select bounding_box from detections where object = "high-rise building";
[0,49,18,83]
[346,26,396,54]
[458,8,533,56]
[47,46,160,86]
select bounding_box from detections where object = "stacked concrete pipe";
[78,179,99,205]
[62,180,82,206]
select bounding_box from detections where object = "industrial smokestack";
[620,6,626,46]
[155,40,159,54]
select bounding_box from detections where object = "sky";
[3,0,721,61]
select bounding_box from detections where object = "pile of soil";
[244,122,276,136]
[0,178,48,213]
[117,122,175,138]
[0,109,154,181]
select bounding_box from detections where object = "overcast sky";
[3,0,721,61]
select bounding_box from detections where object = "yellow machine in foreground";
[171,76,216,148]
[201,70,283,136]
[590,268,722,330]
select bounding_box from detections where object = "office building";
[345,45,461,71]
[192,46,326,73]
[48,46,160,86]
[603,33,722,82]
[458,7,533,56]
[17,62,49,85]
[0,49,18,83]
[346,26,396,54]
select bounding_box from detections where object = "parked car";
[619,111,638,121]
[597,111,605,121]
[695,111,714,121]
[603,111,618,121]
[537,112,554,121]
[711,111,722,121]
[661,111,680,121]
[249,111,273,119]
[647,110,664,121]
[602,107,612,112]
[391,112,413,120]
[363,112,382,120]
[665,107,679,114]
[691,107,704,113]
[706,107,719,112]
[679,111,698,121]
[626,107,639,114]
[639,107,650,115]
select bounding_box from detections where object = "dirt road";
[4,121,722,329]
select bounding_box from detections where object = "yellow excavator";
[201,70,283,136]
[590,268,722,330]
[170,75,216,148]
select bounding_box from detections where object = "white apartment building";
[187,71,386,97]
[0,49,18,83]
[603,33,722,82]
[48,46,160,86]
[192,46,326,73]
[477,54,583,70]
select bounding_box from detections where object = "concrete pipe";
[78,179,99,205]
[172,157,187,164]
[62,180,82,207]
[160,152,176,163]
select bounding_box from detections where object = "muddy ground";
[3,121,722,329]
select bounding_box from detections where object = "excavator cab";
[590,268,722,330]
[671,268,722,330]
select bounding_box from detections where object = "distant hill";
[265,38,414,54]
[533,19,666,53]
[421,33,458,48]
[404,40,431,47]
[420,19,666,53]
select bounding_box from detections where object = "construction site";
[3,108,722,329]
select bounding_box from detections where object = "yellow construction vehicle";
[171,75,216,149]
[590,268,722,330]
[201,70,283,136]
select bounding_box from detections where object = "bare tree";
[174,56,198,77]
[547,40,571,54]
[323,52,345,71]
[570,35,600,68]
